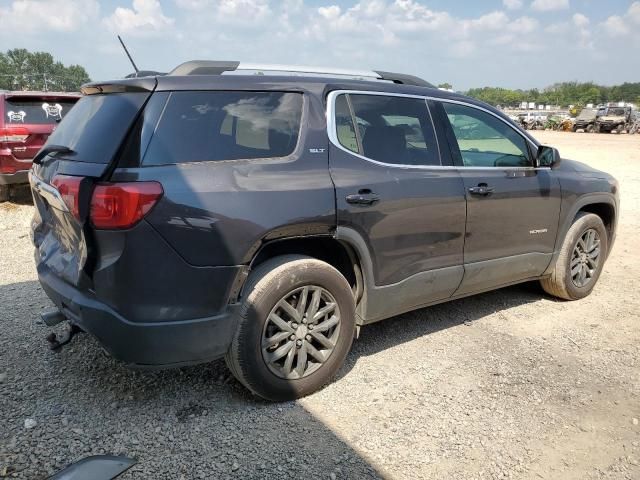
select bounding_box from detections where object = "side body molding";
[335,226,463,324]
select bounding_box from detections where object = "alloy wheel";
[571,228,601,288]
[261,285,341,380]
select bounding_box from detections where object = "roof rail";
[375,70,434,88]
[167,61,433,87]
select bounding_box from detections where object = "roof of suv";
[80,61,540,146]
[83,73,469,102]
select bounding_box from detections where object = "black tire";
[541,212,608,300]
[0,185,9,203]
[225,255,356,401]
[586,124,595,133]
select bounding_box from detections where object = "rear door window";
[4,98,77,124]
[142,91,303,165]
[334,93,439,166]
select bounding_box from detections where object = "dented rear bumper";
[37,263,239,367]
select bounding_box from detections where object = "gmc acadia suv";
[30,62,619,401]
[0,91,80,201]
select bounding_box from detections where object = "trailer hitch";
[45,323,82,351]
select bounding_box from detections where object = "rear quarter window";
[45,92,149,164]
[142,91,303,165]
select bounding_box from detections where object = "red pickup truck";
[1,91,80,201]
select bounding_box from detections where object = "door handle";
[468,184,494,196]
[346,191,380,205]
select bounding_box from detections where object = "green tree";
[0,48,90,91]
[466,81,640,107]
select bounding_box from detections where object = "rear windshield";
[142,91,303,165]
[45,93,149,164]
[4,98,77,125]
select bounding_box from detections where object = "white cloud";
[572,13,589,28]
[503,0,523,10]
[3,0,636,91]
[217,0,271,19]
[510,16,538,33]
[0,0,99,32]
[599,2,640,38]
[104,0,174,35]
[602,15,629,37]
[627,1,640,25]
[318,5,341,20]
[170,0,272,25]
[469,11,509,30]
[531,0,569,12]
[173,0,211,8]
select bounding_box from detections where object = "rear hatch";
[30,80,155,286]
[1,94,79,174]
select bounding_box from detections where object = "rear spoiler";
[81,77,157,95]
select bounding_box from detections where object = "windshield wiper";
[33,145,75,165]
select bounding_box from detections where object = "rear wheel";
[225,255,356,401]
[0,185,9,203]
[585,124,595,133]
[541,212,608,300]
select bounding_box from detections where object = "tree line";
[463,82,640,108]
[0,48,90,92]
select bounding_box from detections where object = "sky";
[0,0,638,90]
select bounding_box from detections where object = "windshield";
[577,109,596,120]
[4,98,77,125]
[607,108,625,116]
[45,92,149,164]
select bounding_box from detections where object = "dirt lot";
[0,131,639,479]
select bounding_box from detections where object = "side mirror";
[537,145,561,169]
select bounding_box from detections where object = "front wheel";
[225,255,356,401]
[541,213,608,300]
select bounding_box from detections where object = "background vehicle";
[30,62,619,401]
[517,112,548,131]
[0,91,80,201]
[596,106,632,133]
[628,111,640,134]
[573,107,598,132]
[544,115,572,131]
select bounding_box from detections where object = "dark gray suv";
[30,62,619,400]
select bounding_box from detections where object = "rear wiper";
[33,145,75,165]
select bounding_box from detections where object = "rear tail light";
[0,127,29,143]
[51,175,83,220]
[90,182,163,229]
[49,177,163,229]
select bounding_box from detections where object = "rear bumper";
[37,264,240,367]
[0,169,29,185]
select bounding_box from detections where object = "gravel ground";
[1,131,639,479]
